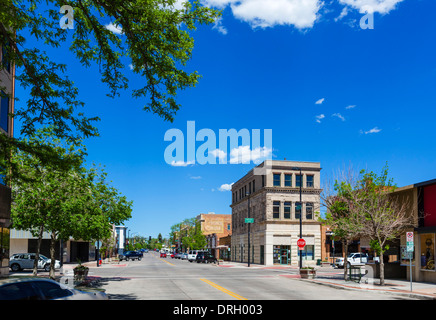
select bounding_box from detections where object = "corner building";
[230,160,322,266]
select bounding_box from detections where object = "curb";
[300,278,436,300]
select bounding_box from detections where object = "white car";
[0,278,108,300]
[9,253,61,272]
[180,253,188,260]
[335,253,368,268]
[188,250,204,262]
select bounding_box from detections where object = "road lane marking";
[200,278,247,300]
[159,258,174,266]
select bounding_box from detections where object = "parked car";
[160,252,167,258]
[335,253,368,268]
[188,250,204,263]
[9,253,60,272]
[170,252,175,258]
[0,278,107,300]
[118,250,143,261]
[180,252,188,260]
[195,251,217,264]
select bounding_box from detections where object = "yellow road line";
[159,258,174,266]
[200,278,247,300]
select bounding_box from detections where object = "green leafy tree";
[0,0,221,167]
[9,128,132,278]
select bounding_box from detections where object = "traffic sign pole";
[406,232,414,292]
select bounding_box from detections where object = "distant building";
[0,41,15,276]
[231,160,322,266]
[197,213,231,258]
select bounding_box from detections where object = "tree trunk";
[379,256,385,286]
[343,239,349,280]
[49,231,57,280]
[32,224,44,276]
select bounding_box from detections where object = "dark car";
[118,250,143,261]
[0,278,107,300]
[195,252,217,264]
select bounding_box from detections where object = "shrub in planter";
[299,267,316,279]
[73,262,89,282]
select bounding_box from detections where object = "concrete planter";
[299,268,316,279]
[73,268,89,282]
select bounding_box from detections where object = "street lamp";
[293,167,303,269]
[246,191,251,268]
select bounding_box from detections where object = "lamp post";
[246,191,251,267]
[293,167,303,269]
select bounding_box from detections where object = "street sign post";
[406,232,414,292]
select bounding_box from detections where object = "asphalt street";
[86,252,417,300]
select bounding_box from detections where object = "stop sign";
[297,238,306,249]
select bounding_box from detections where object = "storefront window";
[420,234,435,270]
[298,245,314,260]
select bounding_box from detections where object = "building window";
[227,224,231,231]
[296,174,302,188]
[295,202,302,219]
[306,202,313,220]
[0,91,9,133]
[284,174,292,187]
[306,175,314,188]
[273,201,280,219]
[252,180,255,193]
[262,175,265,187]
[298,245,314,260]
[284,202,291,219]
[273,173,281,186]
[420,234,435,270]
[2,43,11,74]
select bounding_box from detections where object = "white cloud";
[105,22,123,35]
[335,7,349,21]
[210,148,227,160]
[203,0,323,29]
[315,98,325,104]
[229,146,272,164]
[339,0,404,14]
[346,105,356,109]
[190,176,202,179]
[363,127,382,134]
[332,113,346,121]
[170,160,195,167]
[315,114,325,123]
[213,17,228,35]
[219,183,234,191]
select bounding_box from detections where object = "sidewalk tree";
[351,165,415,285]
[323,164,415,285]
[321,166,364,280]
[8,128,132,278]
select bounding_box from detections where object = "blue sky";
[15,0,436,239]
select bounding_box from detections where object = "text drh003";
[164,121,272,167]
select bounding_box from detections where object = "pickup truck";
[118,250,143,261]
[335,253,368,268]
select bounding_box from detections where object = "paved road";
[88,252,416,300]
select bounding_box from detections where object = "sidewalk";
[216,261,436,300]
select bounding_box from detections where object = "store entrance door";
[280,249,290,265]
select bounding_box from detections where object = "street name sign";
[245,218,254,223]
